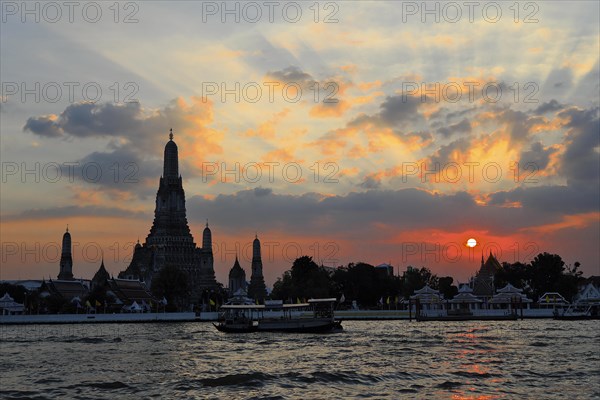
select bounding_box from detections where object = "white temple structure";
[574,282,600,305]
[449,284,483,310]
[488,283,532,309]
[410,285,442,310]
[0,293,24,315]
[537,292,569,308]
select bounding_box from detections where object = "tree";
[400,267,437,299]
[437,276,458,299]
[332,262,401,307]
[271,256,335,301]
[494,261,530,294]
[528,252,566,300]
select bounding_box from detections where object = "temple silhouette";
[115,130,266,303]
[49,130,268,306]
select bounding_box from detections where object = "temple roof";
[106,278,155,304]
[229,257,246,279]
[92,260,110,285]
[44,280,89,300]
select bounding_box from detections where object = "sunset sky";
[1,1,599,286]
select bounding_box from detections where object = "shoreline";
[0,309,564,325]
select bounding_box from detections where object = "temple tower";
[120,130,217,303]
[199,222,217,289]
[57,226,74,280]
[248,235,267,300]
[228,256,246,296]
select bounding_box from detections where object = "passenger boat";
[553,304,600,320]
[213,298,343,333]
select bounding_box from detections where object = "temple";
[248,235,267,301]
[119,130,218,303]
[228,256,247,296]
[472,251,502,299]
[57,226,74,280]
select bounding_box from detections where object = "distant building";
[0,280,43,293]
[410,285,442,310]
[106,278,155,309]
[573,279,600,305]
[40,279,89,302]
[248,235,267,301]
[472,252,502,298]
[537,292,569,308]
[449,284,482,310]
[119,130,218,303]
[0,293,24,315]
[488,283,532,309]
[228,256,247,296]
[57,227,74,280]
[375,263,394,276]
[91,258,110,290]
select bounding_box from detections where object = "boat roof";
[220,303,310,310]
[308,298,337,303]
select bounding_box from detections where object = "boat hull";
[257,319,342,333]
[416,314,518,321]
[213,323,258,333]
[213,319,343,333]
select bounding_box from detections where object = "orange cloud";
[522,212,600,234]
[244,109,291,139]
[309,99,351,118]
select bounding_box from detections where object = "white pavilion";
[449,284,483,310]
[488,283,533,310]
[410,285,443,310]
[537,292,569,308]
[0,293,25,315]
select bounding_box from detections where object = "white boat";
[214,298,342,333]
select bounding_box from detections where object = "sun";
[466,238,477,248]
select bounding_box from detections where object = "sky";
[1,1,599,287]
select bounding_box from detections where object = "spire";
[202,221,212,250]
[249,234,267,300]
[253,234,261,260]
[62,228,72,255]
[163,129,179,178]
[58,226,74,280]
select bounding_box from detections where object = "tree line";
[271,252,586,307]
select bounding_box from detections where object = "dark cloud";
[22,99,208,155]
[559,106,600,186]
[358,175,381,189]
[436,118,471,138]
[23,115,63,138]
[428,137,471,166]
[519,141,558,172]
[24,102,142,138]
[60,147,162,195]
[532,100,564,115]
[185,187,562,238]
[495,109,546,144]
[3,205,148,221]
[378,95,423,125]
[21,99,212,195]
[266,66,314,85]
[488,183,598,215]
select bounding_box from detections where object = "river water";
[1,320,598,399]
